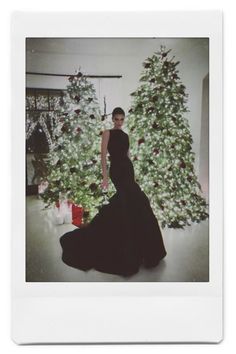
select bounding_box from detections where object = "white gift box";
[52,200,72,225]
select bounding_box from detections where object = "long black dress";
[59,128,167,277]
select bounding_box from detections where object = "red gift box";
[72,203,84,227]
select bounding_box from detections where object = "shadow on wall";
[199,73,209,203]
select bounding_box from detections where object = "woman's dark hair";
[112,107,125,118]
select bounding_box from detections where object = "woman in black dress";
[59,107,167,277]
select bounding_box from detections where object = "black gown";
[59,128,167,277]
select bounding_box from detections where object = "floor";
[26,195,209,282]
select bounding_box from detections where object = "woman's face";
[112,114,125,128]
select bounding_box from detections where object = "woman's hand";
[101,177,109,190]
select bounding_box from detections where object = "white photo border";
[11,10,223,344]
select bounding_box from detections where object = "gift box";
[71,203,84,227]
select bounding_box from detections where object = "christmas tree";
[40,68,108,222]
[127,45,209,229]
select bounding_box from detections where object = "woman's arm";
[127,135,131,159]
[127,148,131,159]
[101,130,110,180]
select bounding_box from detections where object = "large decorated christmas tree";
[127,45,209,229]
[40,68,110,222]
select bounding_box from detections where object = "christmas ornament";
[138,138,145,145]
[76,71,83,78]
[68,75,74,82]
[74,95,80,102]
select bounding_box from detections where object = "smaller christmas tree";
[40,67,109,222]
[127,45,209,229]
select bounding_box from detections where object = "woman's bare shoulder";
[102,129,110,136]
[101,129,110,142]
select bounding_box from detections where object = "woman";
[59,107,167,277]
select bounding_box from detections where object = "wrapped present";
[72,204,83,227]
[53,198,73,225]
[63,202,72,224]
[52,204,65,225]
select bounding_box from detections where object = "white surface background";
[1,0,233,352]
